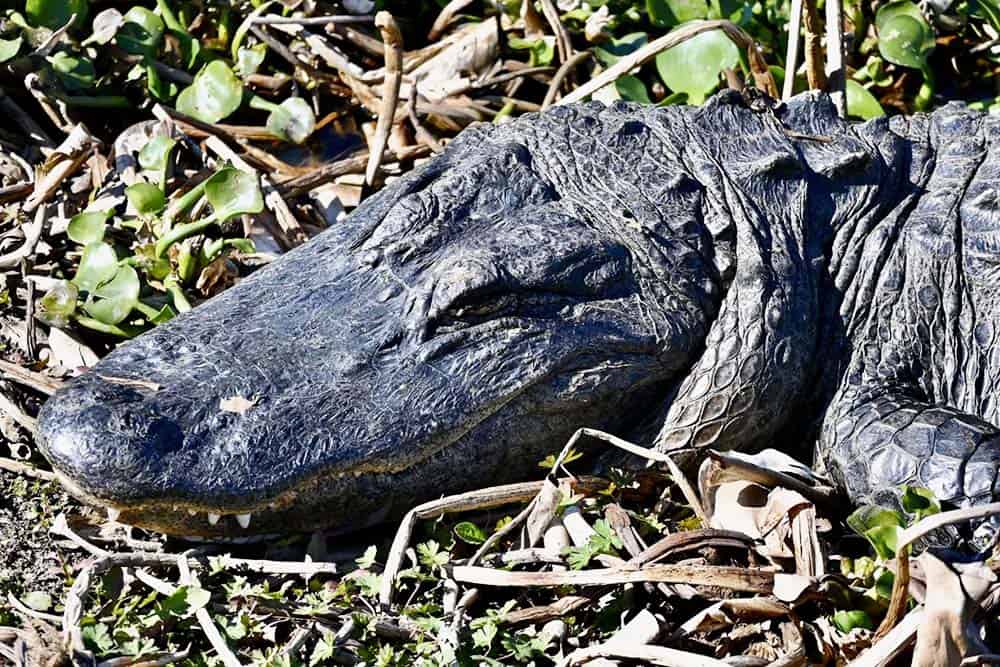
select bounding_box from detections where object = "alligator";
[34,91,1000,538]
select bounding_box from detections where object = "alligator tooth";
[235,513,252,529]
[107,508,120,522]
[207,513,220,525]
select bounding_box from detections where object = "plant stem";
[166,280,192,313]
[75,316,134,338]
[155,213,218,258]
[248,94,280,114]
[63,95,131,109]
[915,65,935,112]
[162,179,208,229]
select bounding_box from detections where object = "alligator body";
[36,91,1000,537]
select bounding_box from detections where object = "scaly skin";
[35,91,1000,538]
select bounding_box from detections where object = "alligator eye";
[444,293,515,323]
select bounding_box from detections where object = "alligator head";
[37,103,754,537]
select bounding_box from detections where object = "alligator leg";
[820,385,1000,515]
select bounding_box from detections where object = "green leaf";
[265,97,317,144]
[84,8,122,46]
[204,167,264,222]
[900,485,941,520]
[117,7,164,59]
[454,521,487,545]
[593,32,648,67]
[73,242,118,292]
[848,505,905,559]
[863,525,900,560]
[126,182,166,216]
[615,75,652,103]
[159,585,212,618]
[832,609,874,633]
[973,0,1000,33]
[83,265,141,325]
[0,37,23,63]
[21,591,52,612]
[846,80,885,120]
[138,135,178,187]
[176,61,243,124]
[508,36,555,67]
[655,27,739,105]
[236,44,267,77]
[37,280,79,327]
[47,52,96,92]
[648,0,708,28]
[875,1,935,70]
[874,568,895,599]
[25,0,88,30]
[67,210,111,244]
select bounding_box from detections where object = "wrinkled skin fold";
[36,91,1000,537]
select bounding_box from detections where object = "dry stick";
[802,0,827,91]
[0,359,63,396]
[542,51,592,109]
[0,389,37,433]
[0,457,54,482]
[7,591,62,624]
[538,0,573,69]
[875,502,1000,639]
[366,12,404,188]
[251,14,374,26]
[552,427,709,525]
[407,92,445,153]
[428,0,477,40]
[559,644,730,667]
[0,205,45,270]
[96,647,191,667]
[378,476,607,607]
[825,0,847,116]
[781,0,802,100]
[851,608,924,667]
[558,20,763,106]
[176,553,242,667]
[451,562,787,594]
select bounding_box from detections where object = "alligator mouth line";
[51,357,552,533]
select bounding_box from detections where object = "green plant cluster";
[38,149,260,337]
[1,0,316,140]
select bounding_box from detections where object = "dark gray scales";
[34,91,1000,537]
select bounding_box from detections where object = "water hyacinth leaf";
[832,610,874,633]
[117,7,164,58]
[48,52,96,92]
[236,44,267,77]
[507,36,555,67]
[655,28,739,105]
[83,265,141,325]
[67,209,111,245]
[0,37,23,63]
[138,135,178,187]
[25,0,89,30]
[126,182,166,216]
[38,281,79,327]
[73,242,118,292]
[615,75,652,103]
[875,1,935,69]
[847,505,905,559]
[176,61,243,124]
[648,0,708,28]
[900,485,941,519]
[205,168,264,221]
[265,98,317,144]
[85,8,122,46]
[454,521,487,545]
[846,80,885,120]
[593,32,648,66]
